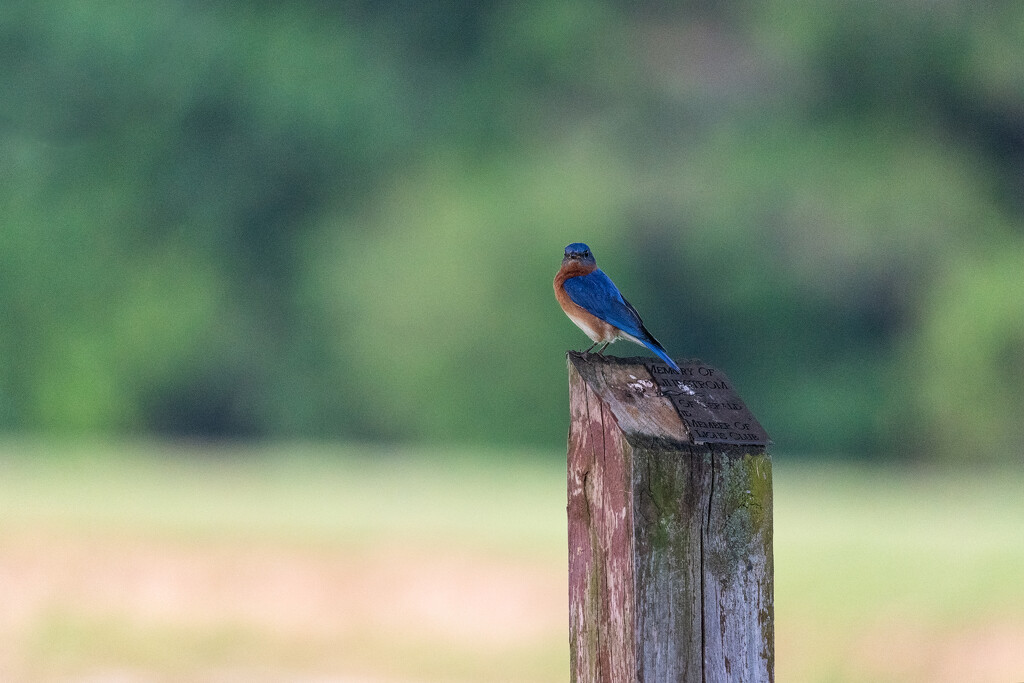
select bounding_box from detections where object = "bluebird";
[554,242,680,371]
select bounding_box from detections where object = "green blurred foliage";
[2,0,1023,461]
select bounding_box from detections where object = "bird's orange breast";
[554,264,618,343]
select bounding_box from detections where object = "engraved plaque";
[645,360,770,446]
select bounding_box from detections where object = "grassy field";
[0,441,1022,682]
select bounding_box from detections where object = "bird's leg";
[596,342,611,356]
[582,341,599,355]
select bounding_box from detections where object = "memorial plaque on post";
[645,360,770,446]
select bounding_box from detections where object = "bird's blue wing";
[564,269,680,371]
[563,270,646,338]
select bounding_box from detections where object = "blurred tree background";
[2,0,1022,462]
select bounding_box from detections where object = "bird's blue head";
[563,243,596,267]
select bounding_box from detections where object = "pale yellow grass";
[0,530,563,682]
[0,443,567,682]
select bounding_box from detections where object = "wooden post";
[567,352,773,683]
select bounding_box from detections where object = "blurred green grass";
[0,442,1022,682]
[0,441,566,555]
[774,462,1024,682]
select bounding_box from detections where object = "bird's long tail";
[641,336,680,372]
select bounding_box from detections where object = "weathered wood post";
[567,352,773,682]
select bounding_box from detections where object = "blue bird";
[554,242,680,371]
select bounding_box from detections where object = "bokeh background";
[2,1,1023,681]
